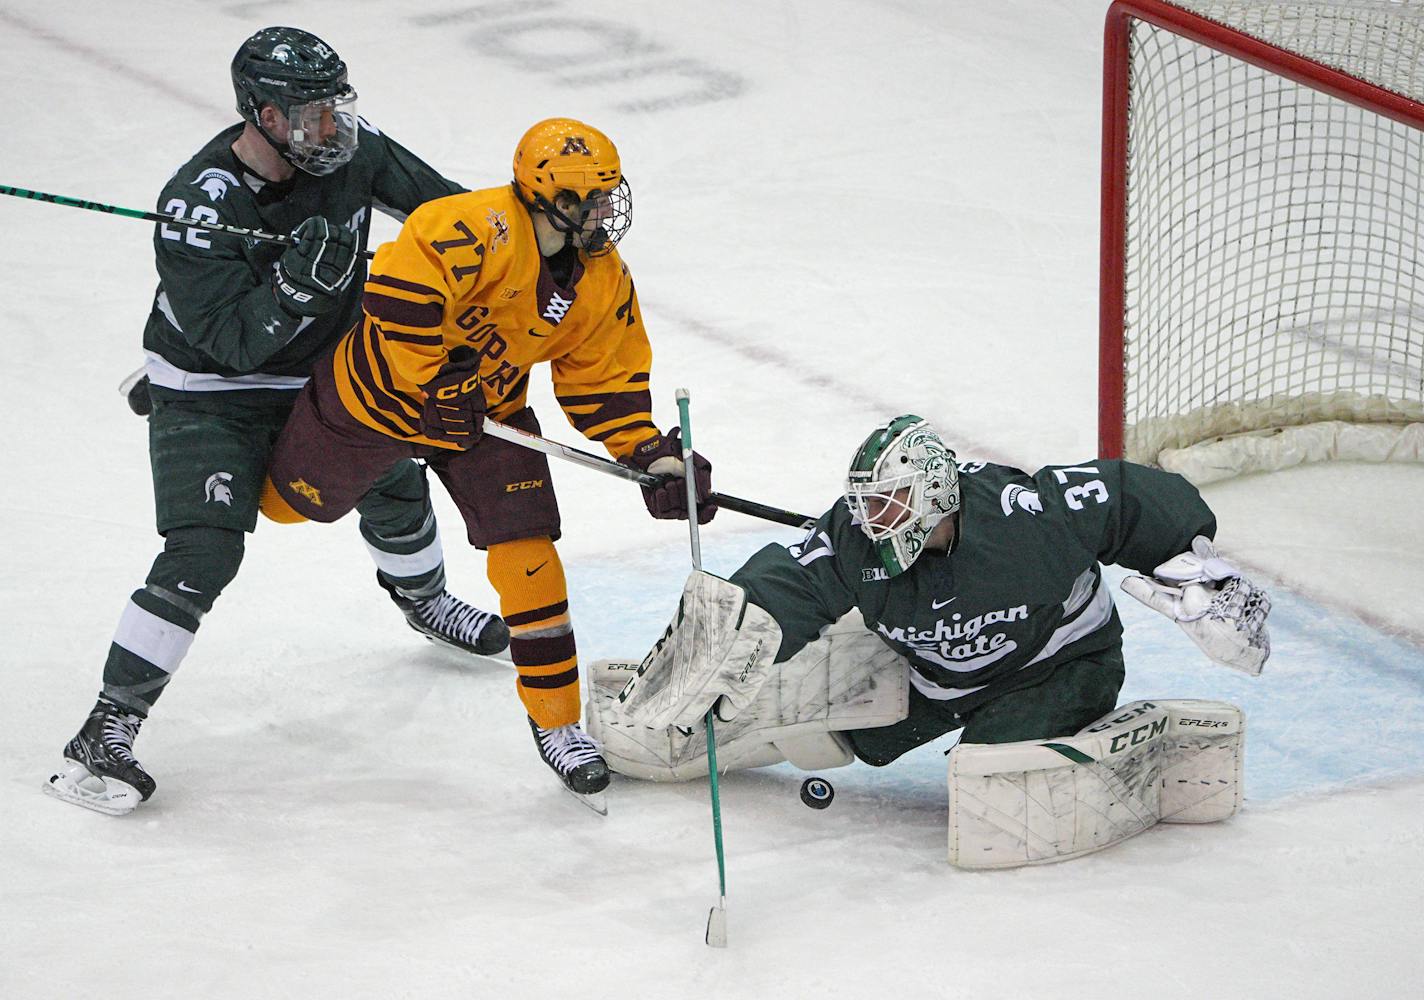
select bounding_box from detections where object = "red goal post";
[1100,0,1424,482]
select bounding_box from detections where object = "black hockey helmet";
[231,27,359,176]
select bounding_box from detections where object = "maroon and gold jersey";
[331,184,655,457]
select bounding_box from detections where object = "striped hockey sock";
[487,537,579,728]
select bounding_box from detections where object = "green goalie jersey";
[729,459,1216,712]
[142,120,463,390]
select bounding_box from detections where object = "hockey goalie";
[590,415,1271,868]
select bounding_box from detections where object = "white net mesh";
[1121,0,1424,464]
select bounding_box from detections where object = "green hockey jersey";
[730,459,1215,712]
[142,120,462,388]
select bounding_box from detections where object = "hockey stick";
[676,389,729,950]
[480,418,816,530]
[0,184,377,259]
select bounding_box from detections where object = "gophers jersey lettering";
[332,185,655,455]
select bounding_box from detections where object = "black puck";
[799,776,835,809]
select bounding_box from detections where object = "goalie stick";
[0,184,377,259]
[675,389,729,950]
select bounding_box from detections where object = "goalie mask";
[232,27,359,176]
[512,118,632,256]
[845,415,961,577]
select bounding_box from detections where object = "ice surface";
[1,2,1420,998]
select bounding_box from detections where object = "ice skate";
[529,717,610,815]
[44,696,156,816]
[380,574,510,658]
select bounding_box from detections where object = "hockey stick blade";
[705,904,728,948]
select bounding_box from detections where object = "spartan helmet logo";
[204,472,235,506]
[560,136,592,156]
[193,167,239,202]
[271,43,295,63]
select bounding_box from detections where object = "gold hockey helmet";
[512,118,632,256]
[513,118,622,203]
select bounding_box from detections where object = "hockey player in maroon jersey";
[258,118,716,810]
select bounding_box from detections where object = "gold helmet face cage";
[513,118,631,255]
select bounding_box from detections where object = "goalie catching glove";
[1121,535,1271,675]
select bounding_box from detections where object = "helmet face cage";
[231,27,359,176]
[845,416,960,577]
[536,178,632,256]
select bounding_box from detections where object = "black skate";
[379,574,510,657]
[44,696,156,816]
[529,717,610,814]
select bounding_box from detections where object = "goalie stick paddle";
[0,184,377,259]
[480,417,815,531]
[676,389,729,950]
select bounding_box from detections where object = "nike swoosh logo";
[527,327,549,338]
[931,597,957,609]
[526,561,549,577]
[176,581,202,594]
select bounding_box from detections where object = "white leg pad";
[1158,699,1245,823]
[947,699,1243,868]
[585,616,909,781]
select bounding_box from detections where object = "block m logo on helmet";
[560,136,592,156]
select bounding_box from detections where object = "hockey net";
[1100,0,1424,483]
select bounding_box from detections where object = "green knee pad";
[144,526,246,615]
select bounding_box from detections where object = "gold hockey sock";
[486,536,579,728]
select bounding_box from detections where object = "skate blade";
[420,634,513,666]
[567,786,608,816]
[565,785,608,816]
[43,762,141,817]
[705,905,728,948]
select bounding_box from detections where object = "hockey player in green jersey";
[590,416,1271,852]
[46,27,506,817]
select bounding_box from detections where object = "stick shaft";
[676,390,703,571]
[677,389,729,919]
[479,417,816,530]
[6,176,809,532]
[0,184,376,259]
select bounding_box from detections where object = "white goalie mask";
[844,415,961,577]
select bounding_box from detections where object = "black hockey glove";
[418,347,486,447]
[273,216,360,317]
[621,429,717,524]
